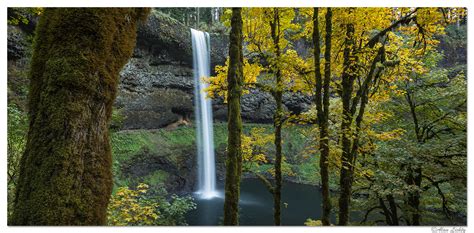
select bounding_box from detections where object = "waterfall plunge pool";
[186,178,327,226]
[188,28,325,225]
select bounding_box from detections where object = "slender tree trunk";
[405,91,423,225]
[337,13,385,226]
[387,194,399,225]
[379,195,400,226]
[11,8,149,225]
[338,22,356,226]
[211,8,215,26]
[196,7,200,29]
[406,167,422,225]
[223,8,243,226]
[379,198,393,225]
[185,8,189,26]
[274,92,283,226]
[270,8,283,226]
[413,168,422,225]
[313,7,333,226]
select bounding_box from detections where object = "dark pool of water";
[186,178,331,226]
[185,178,466,226]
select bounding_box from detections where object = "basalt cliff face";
[8,12,312,130]
[117,12,312,130]
[7,11,312,194]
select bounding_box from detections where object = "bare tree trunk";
[223,7,243,226]
[11,8,149,225]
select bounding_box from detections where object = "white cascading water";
[191,28,217,199]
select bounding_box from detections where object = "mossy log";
[11,8,149,225]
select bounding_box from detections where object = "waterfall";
[191,28,217,199]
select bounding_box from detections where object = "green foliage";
[7,104,28,220]
[304,218,322,226]
[111,126,195,165]
[109,108,126,132]
[157,195,197,225]
[110,123,319,191]
[438,24,467,67]
[353,48,467,225]
[7,8,43,26]
[153,8,227,33]
[139,170,169,191]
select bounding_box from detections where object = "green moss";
[12,8,150,226]
[110,123,273,166]
[110,123,322,195]
[142,170,169,187]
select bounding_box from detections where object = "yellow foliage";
[241,127,296,177]
[107,183,159,226]
[214,7,459,184]
[367,128,406,142]
[205,58,262,102]
[304,218,323,226]
[242,127,274,166]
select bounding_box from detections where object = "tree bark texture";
[313,7,333,226]
[338,21,356,226]
[11,8,149,225]
[223,7,244,226]
[270,8,283,226]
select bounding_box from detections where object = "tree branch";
[255,173,275,194]
[365,9,418,48]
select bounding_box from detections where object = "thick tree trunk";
[338,22,356,226]
[223,8,243,226]
[313,8,333,226]
[11,8,149,225]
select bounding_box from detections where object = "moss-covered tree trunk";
[270,8,283,226]
[338,22,356,226]
[313,7,333,226]
[223,7,243,226]
[11,8,149,225]
[273,91,283,226]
